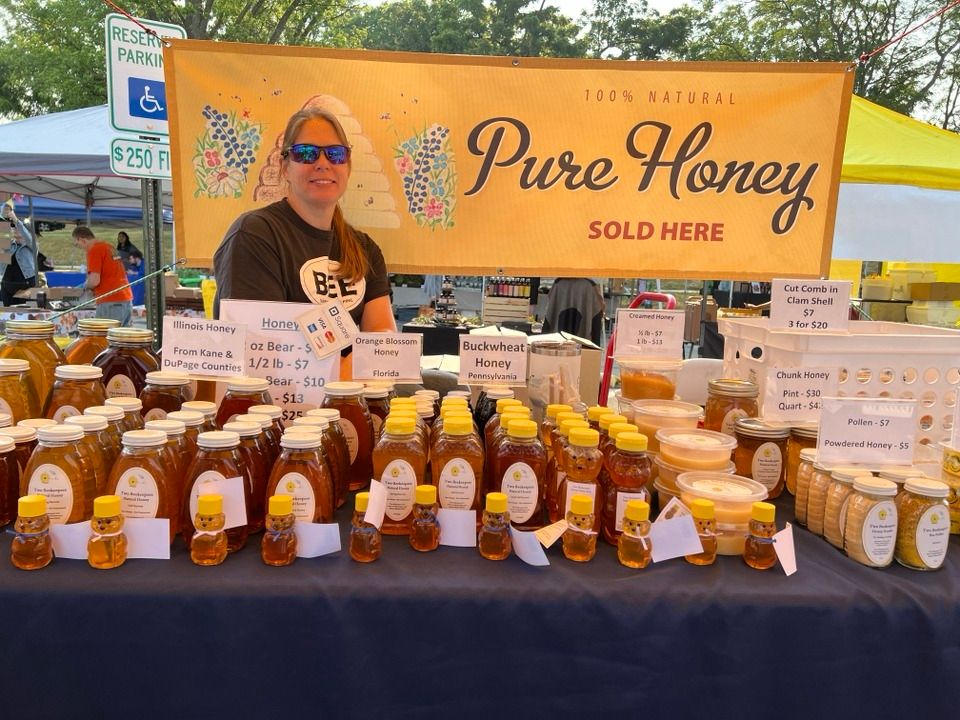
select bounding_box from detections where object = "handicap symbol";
[128,77,168,121]
[140,85,163,114]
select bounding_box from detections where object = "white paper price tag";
[458,335,528,386]
[818,397,917,465]
[352,332,423,382]
[613,309,684,358]
[770,279,851,332]
[161,317,246,377]
[763,366,838,422]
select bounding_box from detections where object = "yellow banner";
[165,41,854,279]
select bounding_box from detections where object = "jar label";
[27,463,74,524]
[52,404,80,423]
[860,500,897,565]
[501,462,539,524]
[105,373,138,398]
[438,458,476,510]
[371,413,383,439]
[144,407,167,422]
[0,396,12,417]
[721,408,748,436]
[188,469,228,524]
[117,467,160,518]
[915,504,950,568]
[276,471,316,523]
[381,459,417,521]
[340,418,359,464]
[565,481,597,517]
[750,441,783,491]
[615,490,650,532]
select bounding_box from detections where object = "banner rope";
[858,0,960,64]
[101,0,173,45]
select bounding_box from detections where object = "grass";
[34,225,199,274]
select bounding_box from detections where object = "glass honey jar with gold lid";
[704,379,759,436]
[92,328,159,399]
[21,424,95,524]
[0,319,66,406]
[0,358,41,423]
[44,364,106,422]
[733,418,789,499]
[894,477,951,571]
[63,318,120,365]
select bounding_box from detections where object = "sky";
[547,0,686,19]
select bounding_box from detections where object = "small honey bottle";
[685,498,718,566]
[87,495,128,569]
[190,494,228,566]
[261,494,297,567]
[409,484,440,552]
[744,501,778,570]
[562,494,597,562]
[478,491,511,560]
[617,499,652,569]
[349,491,382,563]
[10,495,53,570]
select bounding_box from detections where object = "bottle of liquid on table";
[409,484,440,552]
[478,491,512,560]
[261,494,298,567]
[562,494,598,562]
[617,499,652,569]
[190,493,228,566]
[349,491,382,563]
[10,494,53,570]
[87,494,127,570]
[685,498,718,566]
[743,501,778,570]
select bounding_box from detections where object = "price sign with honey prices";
[763,366,838,423]
[613,309,684,359]
[770,279,851,332]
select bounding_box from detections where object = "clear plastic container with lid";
[704,378,759,435]
[618,359,681,401]
[432,416,483,516]
[843,476,899,568]
[216,376,273,426]
[106,429,179,543]
[492,418,547,531]
[656,428,738,470]
[785,424,818,495]
[1,424,37,478]
[0,435,19,526]
[733,418,790,499]
[181,401,218,432]
[0,319,66,406]
[223,420,272,534]
[676,472,768,555]
[586,405,612,430]
[63,318,120,365]
[823,467,870,550]
[602,431,652,545]
[105,397,145,432]
[322,381,375,492]
[597,413,629,456]
[43,364,106,422]
[92,327,159,399]
[793,448,818,526]
[558,427,603,532]
[631,399,701,454]
[140,370,192,422]
[546,417,590,523]
[64,415,113,497]
[894,477,950,570]
[85,404,126,459]
[21,424,95,524]
[373,415,426,535]
[0,358,41,423]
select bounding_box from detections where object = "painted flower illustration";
[395,155,413,174]
[193,105,265,199]
[425,196,444,219]
[204,149,221,167]
[392,123,456,229]
[206,167,245,196]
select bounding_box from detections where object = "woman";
[0,204,37,306]
[115,231,142,270]
[213,107,396,378]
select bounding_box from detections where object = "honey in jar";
[822,468,865,550]
[349,492,381,563]
[1,424,35,482]
[303,410,350,507]
[363,386,391,439]
[247,404,285,467]
[562,494,598,562]
[733,418,789,499]
[894,477,951,571]
[0,358,41,423]
[743,501,777,570]
[373,415,426,535]
[793,448,817,527]
[10,494,53,570]
[166,409,204,458]
[181,400,218,432]
[105,397,145,432]
[558,427,603,533]
[586,405,611,430]
[492,419,546,531]
[190,494,228,566]
[704,379,759,436]
[431,398,470,437]
[291,417,343,506]
[843,476,898,568]
[477,491,512,560]
[265,432,334,524]
[322,381,375,492]
[63,318,119,365]
[432,416,483,515]
[140,370,192,422]
[602,431,652,545]
[261,494,297,566]
[0,319,66,407]
[785,424,818,495]
[0,435,20,526]
[84,405,125,465]
[617,499,652,569]
[21,424,95,524]
[541,403,573,454]
[64,415,113,497]
[546,417,590,524]
[87,494,127,570]
[108,429,179,543]
[43,364,106,421]
[473,386,514,439]
[414,389,440,424]
[409,484,440,552]
[597,413,629,457]
[484,408,531,497]
[143,418,190,530]
[619,360,680,401]
[215,376,273,426]
[92,327,159,399]
[181,430,252,553]
[224,420,272,534]
[685,498,718,565]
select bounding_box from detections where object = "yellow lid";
[624,499,650,522]
[486,492,508,513]
[570,494,593,515]
[18,494,46,518]
[385,416,417,435]
[569,427,600,448]
[441,396,468,407]
[608,422,639,441]
[507,419,538,439]
[443,417,474,436]
[93,495,121,518]
[751,501,776,524]
[555,411,584,426]
[389,409,418,421]
[355,492,370,512]
[496,398,523,413]
[415,484,437,505]
[440,405,469,419]
[499,406,531,419]
[559,418,589,437]
[587,405,611,422]
[389,397,417,407]
[546,403,573,419]
[690,498,715,520]
[198,494,223,515]
[269,494,294,516]
[598,413,629,431]
[616,431,649,452]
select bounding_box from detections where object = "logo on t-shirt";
[299,257,365,311]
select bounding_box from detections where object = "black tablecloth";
[2,496,958,718]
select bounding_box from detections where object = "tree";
[581,0,694,59]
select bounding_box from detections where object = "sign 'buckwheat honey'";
[166,42,854,279]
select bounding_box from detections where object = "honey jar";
[84,405,126,462]
[733,418,789,499]
[704,379,759,436]
[805,461,835,536]
[321,381,374,492]
[181,401,218,432]
[0,435,18,526]
[21,424,95,524]
[63,318,120,365]
[223,419,272,534]
[44,364,106,422]
[140,370,192,422]
[0,358,41,423]
[105,397,145,433]
[843,476,898,568]
[894,477,950,571]
[785,424,818,495]
[0,319,66,405]
[0,424,37,477]
[107,429,179,543]
[166,409,205,458]
[822,467,867,550]
[64,414,114,496]
[216,377,273,426]
[92,328,160,398]
[363,386,391,439]
[793,448,817,527]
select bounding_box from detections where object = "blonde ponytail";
[331,206,367,284]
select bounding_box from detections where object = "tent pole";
[142,178,165,346]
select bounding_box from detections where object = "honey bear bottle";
[190,493,228,566]
[87,494,128,570]
[10,494,53,570]
[261,494,298,567]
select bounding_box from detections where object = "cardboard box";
[910,282,960,302]
[684,297,717,342]
[173,286,202,299]
[164,272,179,297]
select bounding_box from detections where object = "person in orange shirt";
[72,226,134,326]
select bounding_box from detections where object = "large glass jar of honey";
[235,412,280,472]
[785,424,818,495]
[733,418,789,499]
[44,364,106,422]
[144,418,191,528]
[894,477,951,571]
[223,420,271,534]
[140,370,192,422]
[433,416,483,515]
[21,424,95,524]
[181,430,251,552]
[1,424,37,477]
[322,381,374,492]
[493,418,547,531]
[166,409,204,457]
[63,318,120,365]
[216,377,273,426]
[181,401,218,432]
[267,432,334,524]
[0,435,19,526]
[293,416,345,507]
[84,405,126,462]
[601,431,653,545]
[843,476,899,568]
[704,379,759,436]
[0,358,41,423]
[64,415,113,496]
[92,328,159,399]
[0,319,66,406]
[107,429,179,544]
[373,415,426,535]
[247,404,285,464]
[105,397,145,432]
[363,386,391,440]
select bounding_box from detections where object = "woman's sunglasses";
[282,143,351,165]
